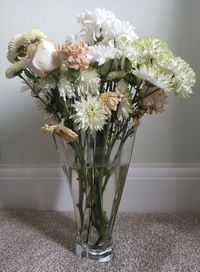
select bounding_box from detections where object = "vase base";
[75,240,113,262]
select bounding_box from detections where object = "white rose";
[22,39,60,77]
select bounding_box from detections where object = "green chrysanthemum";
[117,37,174,71]
[132,37,174,62]
[107,71,127,81]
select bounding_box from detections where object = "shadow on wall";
[170,0,200,210]
[169,0,200,163]
[0,106,58,164]
[0,102,69,210]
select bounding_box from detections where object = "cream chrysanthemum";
[116,80,133,121]
[5,61,26,78]
[26,29,47,43]
[71,96,107,131]
[7,34,30,63]
[58,78,74,100]
[78,69,100,96]
[7,29,46,64]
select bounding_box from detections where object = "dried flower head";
[132,111,145,127]
[42,124,78,143]
[100,91,122,116]
[57,42,89,70]
[141,86,168,114]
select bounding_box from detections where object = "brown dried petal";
[100,92,122,112]
[42,124,78,143]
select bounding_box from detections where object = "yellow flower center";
[86,103,96,118]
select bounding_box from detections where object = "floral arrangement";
[5,9,196,260]
[6,8,196,141]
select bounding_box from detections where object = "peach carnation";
[57,42,89,70]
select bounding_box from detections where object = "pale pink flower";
[22,39,60,77]
[57,42,89,70]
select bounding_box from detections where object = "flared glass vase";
[54,123,136,262]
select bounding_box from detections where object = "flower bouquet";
[6,8,196,262]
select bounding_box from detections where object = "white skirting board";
[0,164,200,212]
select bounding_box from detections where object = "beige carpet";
[0,210,200,272]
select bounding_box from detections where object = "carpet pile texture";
[0,210,200,272]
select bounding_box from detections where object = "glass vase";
[53,122,136,262]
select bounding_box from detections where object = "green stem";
[19,75,61,121]
[64,100,70,116]
[101,122,129,195]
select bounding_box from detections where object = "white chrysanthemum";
[115,36,138,60]
[87,44,118,65]
[78,69,100,96]
[20,76,56,100]
[111,19,138,41]
[116,80,133,121]
[34,76,57,99]
[35,99,58,124]
[71,96,107,131]
[58,78,74,100]
[5,61,26,78]
[168,57,196,99]
[133,65,173,93]
[77,8,137,45]
[77,8,116,45]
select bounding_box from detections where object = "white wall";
[0,0,200,165]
